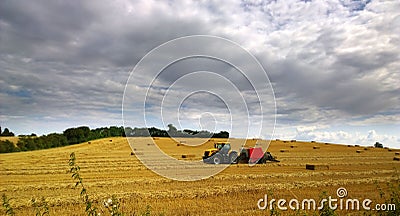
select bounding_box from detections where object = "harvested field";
[0,137,399,215]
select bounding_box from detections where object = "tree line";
[0,124,229,153]
[124,124,229,138]
[0,126,125,153]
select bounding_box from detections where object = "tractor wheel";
[213,154,222,164]
[229,151,238,164]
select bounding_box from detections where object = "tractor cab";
[203,142,238,164]
[203,142,230,158]
[215,142,230,151]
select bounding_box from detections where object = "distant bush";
[0,140,18,153]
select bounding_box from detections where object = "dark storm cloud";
[0,0,211,66]
[0,0,399,145]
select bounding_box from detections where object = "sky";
[0,0,399,148]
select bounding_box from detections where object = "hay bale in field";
[283,141,289,143]
[280,149,289,152]
[356,150,362,153]
[388,149,393,152]
[395,152,399,155]
[311,141,316,143]
[130,152,134,156]
[306,164,329,170]
[88,141,91,144]
[276,139,281,141]
[177,143,181,146]
[393,157,400,161]
[324,143,329,145]
[384,147,389,149]
[291,140,296,142]
[364,147,369,150]
[313,146,320,149]
[147,143,154,146]
[355,145,360,147]
[181,154,195,159]
[290,145,297,148]
[347,145,352,147]
[109,139,112,142]
[153,137,159,140]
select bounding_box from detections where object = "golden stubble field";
[0,137,399,215]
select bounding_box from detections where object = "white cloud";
[0,0,399,147]
[290,126,399,148]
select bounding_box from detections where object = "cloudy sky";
[0,0,399,147]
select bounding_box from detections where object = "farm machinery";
[202,142,279,164]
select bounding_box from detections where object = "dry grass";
[0,137,399,215]
[0,136,19,144]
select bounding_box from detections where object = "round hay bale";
[313,146,320,149]
[347,145,352,147]
[388,149,393,152]
[88,142,91,144]
[283,141,289,143]
[324,143,329,145]
[395,152,399,156]
[311,141,316,143]
[130,152,134,156]
[393,157,400,161]
[153,137,159,140]
[290,145,297,148]
[276,139,281,141]
[356,150,362,153]
[290,140,296,142]
[109,139,112,142]
[280,149,289,153]
[355,145,360,147]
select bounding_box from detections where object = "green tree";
[1,128,14,137]
[0,140,17,153]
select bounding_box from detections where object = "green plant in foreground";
[2,193,15,216]
[31,197,49,216]
[375,170,400,216]
[69,152,128,216]
[318,191,336,216]
[103,195,124,216]
[68,152,98,216]
[266,190,281,216]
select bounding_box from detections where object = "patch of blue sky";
[6,89,32,98]
[340,0,371,13]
